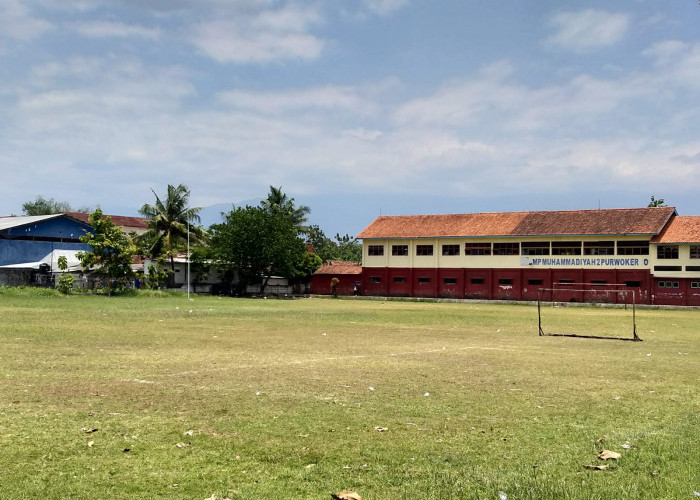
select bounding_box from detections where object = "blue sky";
[1,0,699,236]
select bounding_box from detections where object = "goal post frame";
[537,287,641,342]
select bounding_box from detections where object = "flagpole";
[187,221,190,300]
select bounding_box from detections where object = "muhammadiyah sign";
[523,257,648,267]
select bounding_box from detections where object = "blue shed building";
[0,214,93,271]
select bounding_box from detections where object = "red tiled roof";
[64,212,148,229]
[356,207,677,239]
[314,260,363,275]
[651,216,700,243]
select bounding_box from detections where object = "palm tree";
[260,186,311,234]
[139,184,205,275]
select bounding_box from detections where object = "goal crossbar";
[537,287,641,342]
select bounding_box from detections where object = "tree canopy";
[210,205,320,295]
[138,184,206,272]
[648,196,666,207]
[307,225,362,263]
[77,209,137,295]
[21,195,89,216]
[260,185,311,234]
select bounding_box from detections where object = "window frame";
[551,241,582,256]
[391,244,408,256]
[367,245,384,256]
[617,241,650,255]
[583,241,614,255]
[492,243,520,256]
[441,244,460,256]
[521,241,550,256]
[657,245,679,259]
[465,242,491,255]
[416,244,434,256]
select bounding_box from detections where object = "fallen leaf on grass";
[598,450,621,460]
[87,441,94,448]
[183,430,194,436]
[305,463,316,470]
[331,491,362,500]
[584,464,609,470]
[81,428,98,434]
[373,426,388,432]
[176,442,191,449]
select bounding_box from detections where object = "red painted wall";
[357,267,696,306]
[310,274,360,295]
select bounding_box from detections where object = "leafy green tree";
[334,233,362,263]
[77,209,137,295]
[138,184,206,276]
[648,196,666,207]
[260,186,311,234]
[22,196,73,215]
[210,205,314,295]
[307,225,338,263]
[55,255,76,294]
[306,225,362,263]
[144,257,171,290]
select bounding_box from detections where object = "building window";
[416,245,434,256]
[393,277,405,283]
[691,246,700,259]
[418,277,431,283]
[654,265,682,272]
[498,278,513,285]
[465,243,491,255]
[443,277,457,284]
[658,281,679,289]
[442,244,460,256]
[521,242,549,256]
[617,241,649,255]
[552,241,582,255]
[657,245,679,259]
[691,282,700,289]
[584,241,614,255]
[528,279,543,286]
[368,245,384,256]
[391,245,408,256]
[625,281,641,288]
[686,266,700,272]
[369,276,381,283]
[471,278,485,285]
[493,243,519,255]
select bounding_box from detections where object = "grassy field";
[0,289,698,499]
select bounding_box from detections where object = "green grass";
[0,289,698,499]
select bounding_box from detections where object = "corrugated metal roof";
[356,207,677,239]
[0,214,63,232]
[651,216,700,243]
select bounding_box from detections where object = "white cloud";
[217,86,376,115]
[344,128,383,141]
[545,9,629,52]
[190,3,324,63]
[363,0,409,16]
[74,20,161,40]
[0,0,51,41]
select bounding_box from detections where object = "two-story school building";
[355,207,700,306]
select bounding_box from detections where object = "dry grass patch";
[0,290,698,499]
